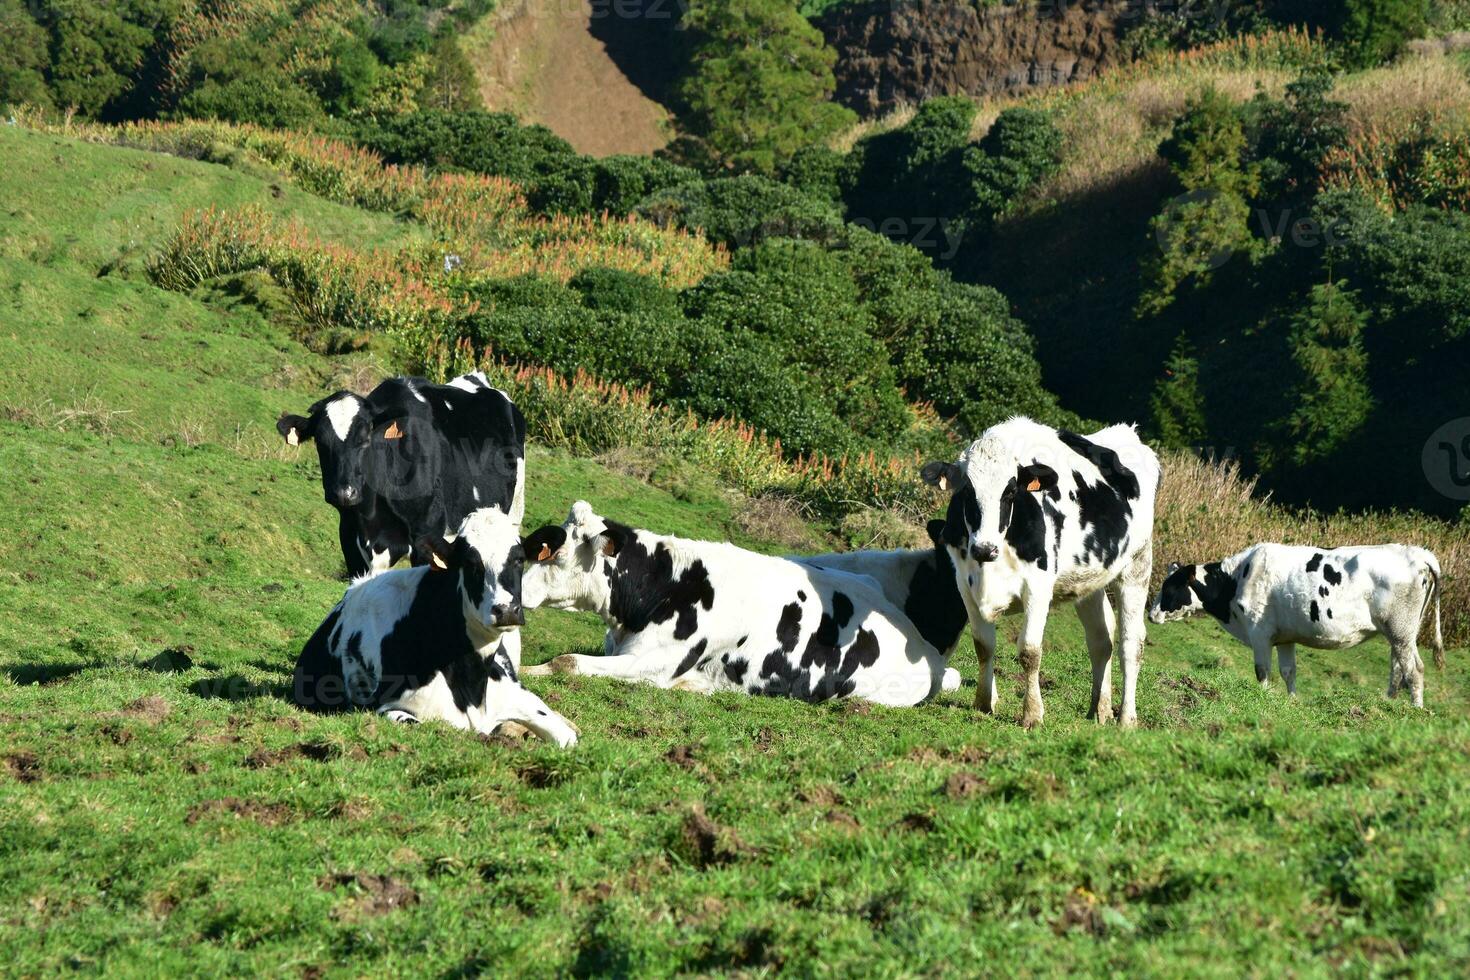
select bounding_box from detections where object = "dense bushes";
[635,175,844,249]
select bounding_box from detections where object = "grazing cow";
[291,507,576,746]
[923,418,1161,728]
[277,371,526,577]
[519,502,952,706]
[1150,544,1444,707]
[795,519,968,693]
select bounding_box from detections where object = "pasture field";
[2,126,1469,977]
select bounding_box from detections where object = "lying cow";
[291,507,577,746]
[1150,544,1444,707]
[795,519,967,692]
[519,502,952,706]
[923,418,1161,728]
[278,371,525,577]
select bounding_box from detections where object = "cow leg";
[339,512,370,578]
[1076,589,1115,724]
[1018,584,1052,730]
[1115,550,1151,730]
[1276,643,1297,696]
[499,629,522,672]
[523,647,688,685]
[1252,641,1273,690]
[481,681,578,748]
[974,620,999,714]
[1388,641,1424,708]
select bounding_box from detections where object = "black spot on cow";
[736,635,747,647]
[839,628,881,677]
[1192,563,1238,622]
[800,612,842,672]
[1239,562,1251,581]
[1058,430,1141,499]
[797,590,807,602]
[831,592,855,629]
[1306,553,1324,573]
[724,657,748,684]
[904,540,968,654]
[1319,585,1329,598]
[1155,564,1197,615]
[605,526,716,640]
[1322,564,1342,586]
[1003,481,1049,568]
[776,602,803,653]
[941,484,980,551]
[673,639,709,679]
[1070,470,1132,567]
[1327,608,1333,619]
[1310,601,1320,623]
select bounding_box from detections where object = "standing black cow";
[278,371,526,578]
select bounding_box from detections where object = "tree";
[676,0,855,174]
[1139,87,1259,315]
[1337,0,1427,68]
[0,1,51,109]
[1275,281,1373,467]
[417,34,480,112]
[1150,335,1209,449]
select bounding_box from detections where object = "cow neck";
[603,526,715,637]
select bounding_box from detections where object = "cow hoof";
[1119,714,1139,730]
[548,655,580,675]
[382,709,420,724]
[493,721,532,740]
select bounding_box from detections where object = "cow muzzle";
[491,603,525,628]
[970,542,1000,564]
[334,486,362,506]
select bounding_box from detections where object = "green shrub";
[674,0,856,173]
[357,109,579,184]
[635,174,843,250]
[589,155,701,216]
[1337,0,1428,68]
[1274,281,1373,467]
[568,267,682,317]
[778,145,847,206]
[1150,335,1210,450]
[1244,68,1348,212]
[965,107,1064,227]
[0,1,51,110]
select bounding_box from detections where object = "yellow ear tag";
[1026,478,1042,492]
[430,552,449,570]
[383,421,404,440]
[536,543,553,561]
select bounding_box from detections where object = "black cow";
[278,371,525,577]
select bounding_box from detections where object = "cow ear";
[1167,561,1181,575]
[926,519,947,547]
[600,525,629,558]
[920,461,963,491]
[1017,462,1058,493]
[521,526,567,563]
[277,414,312,446]
[419,534,457,571]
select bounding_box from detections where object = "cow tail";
[1421,553,1445,670]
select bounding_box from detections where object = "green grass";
[2,132,1469,976]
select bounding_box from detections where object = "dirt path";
[468,0,671,157]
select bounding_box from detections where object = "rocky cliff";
[817,0,1128,117]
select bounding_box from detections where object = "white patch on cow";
[510,456,526,527]
[457,506,523,627]
[325,395,362,442]
[448,370,490,392]
[472,486,480,503]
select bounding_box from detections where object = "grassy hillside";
[3,127,1470,975]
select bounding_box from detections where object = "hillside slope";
[2,129,1470,974]
[466,0,672,156]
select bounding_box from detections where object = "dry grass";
[1155,452,1469,646]
[734,495,830,552]
[1337,51,1470,136]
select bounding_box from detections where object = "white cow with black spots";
[1150,543,1443,707]
[291,507,577,746]
[519,502,953,707]
[923,418,1161,728]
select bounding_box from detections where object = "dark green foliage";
[568,268,682,317]
[587,155,701,216]
[320,37,381,117]
[964,107,1064,228]
[0,0,51,109]
[674,0,855,173]
[635,175,844,250]
[1244,69,1349,212]
[1336,0,1428,68]
[1140,88,1259,315]
[418,33,481,112]
[1150,336,1209,450]
[1274,281,1373,467]
[357,110,577,183]
[777,144,847,206]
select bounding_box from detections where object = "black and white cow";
[291,506,577,746]
[795,519,968,692]
[1150,544,1444,707]
[923,418,1161,728]
[518,502,952,706]
[278,371,526,577]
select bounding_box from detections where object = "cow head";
[421,507,525,631]
[922,427,1061,620]
[1150,561,1236,624]
[278,393,371,508]
[520,500,623,616]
